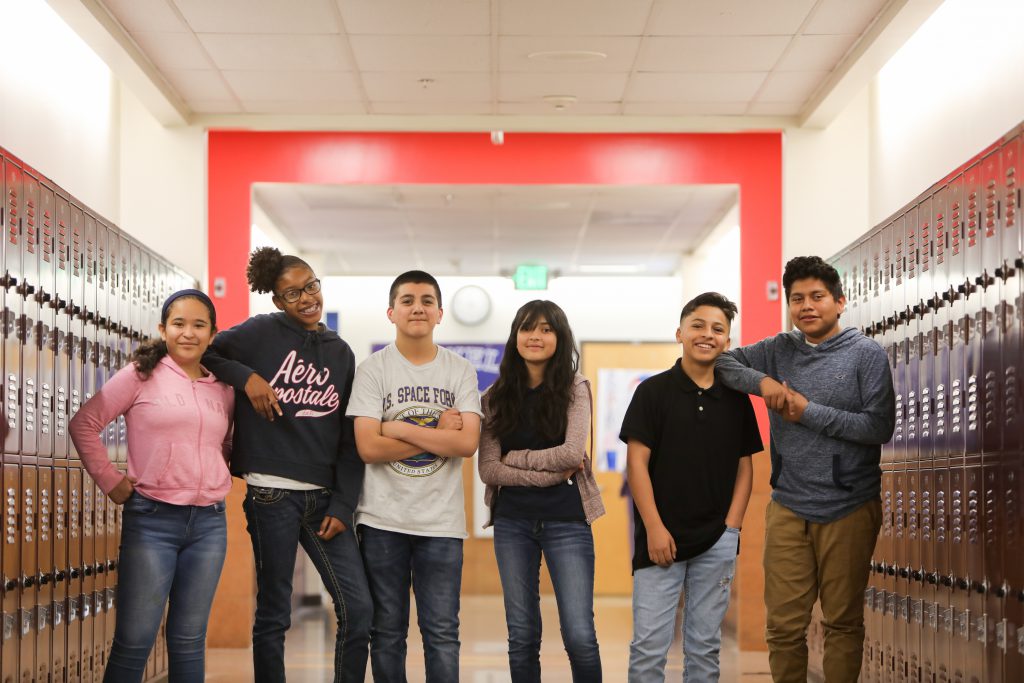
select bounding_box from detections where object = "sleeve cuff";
[327,496,355,526]
[800,402,826,431]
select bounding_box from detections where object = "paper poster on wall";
[596,368,660,472]
[371,342,505,538]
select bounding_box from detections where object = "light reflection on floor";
[207,595,772,682]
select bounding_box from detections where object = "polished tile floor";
[207,595,772,682]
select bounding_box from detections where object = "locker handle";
[911,569,923,581]
[20,576,34,588]
[2,577,15,592]
[899,567,909,579]
[38,573,51,586]
[995,585,1006,597]
[94,563,104,575]
[82,565,93,577]
[1016,258,1023,269]
[69,568,79,579]
[107,560,117,572]
[957,578,969,590]
[973,581,986,594]
[53,570,65,583]
[926,573,938,585]
[2,275,17,290]
[941,576,953,587]
[886,566,896,576]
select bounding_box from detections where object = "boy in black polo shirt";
[621,292,762,682]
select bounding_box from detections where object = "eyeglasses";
[276,279,321,304]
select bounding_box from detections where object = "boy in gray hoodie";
[716,256,895,683]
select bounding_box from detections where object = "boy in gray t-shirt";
[347,270,481,682]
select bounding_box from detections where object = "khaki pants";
[763,498,881,683]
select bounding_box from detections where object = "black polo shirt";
[619,359,762,571]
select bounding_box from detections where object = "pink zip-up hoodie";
[69,355,235,506]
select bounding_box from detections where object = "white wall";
[119,89,206,282]
[315,275,683,364]
[782,86,871,264]
[0,0,120,221]
[679,204,742,343]
[870,0,1024,224]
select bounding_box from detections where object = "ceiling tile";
[223,70,363,102]
[497,102,621,115]
[500,36,641,73]
[242,100,368,114]
[130,31,211,70]
[756,70,826,102]
[349,36,490,72]
[102,0,188,32]
[362,72,491,102]
[623,101,750,115]
[337,0,490,35]
[626,72,766,102]
[199,34,352,71]
[372,102,493,115]
[500,0,654,36]
[775,34,857,72]
[649,0,816,36]
[500,73,628,101]
[162,69,234,101]
[636,36,790,72]
[804,0,888,35]
[173,0,340,34]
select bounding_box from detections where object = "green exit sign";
[513,264,548,290]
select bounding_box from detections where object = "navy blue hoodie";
[202,312,364,524]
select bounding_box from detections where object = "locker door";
[103,482,117,672]
[35,467,52,683]
[2,465,20,683]
[91,483,106,679]
[67,205,86,460]
[35,180,58,460]
[963,162,984,459]
[964,462,986,681]
[979,151,1003,461]
[21,174,40,458]
[2,160,23,457]
[50,467,67,683]
[79,477,95,683]
[18,466,37,683]
[66,467,82,683]
[53,192,72,459]
[998,135,1022,455]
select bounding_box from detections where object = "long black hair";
[132,292,218,379]
[246,246,311,294]
[485,300,579,441]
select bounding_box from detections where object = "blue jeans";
[104,492,226,683]
[629,528,740,683]
[243,486,372,683]
[493,517,602,683]
[358,525,463,683]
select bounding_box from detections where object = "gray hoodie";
[716,326,895,523]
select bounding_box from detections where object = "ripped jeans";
[628,528,739,683]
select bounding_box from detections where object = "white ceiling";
[96,0,892,119]
[254,183,737,276]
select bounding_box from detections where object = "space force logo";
[389,405,448,477]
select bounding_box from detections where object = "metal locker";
[963,162,984,458]
[66,467,82,683]
[983,461,1004,682]
[893,467,910,680]
[21,174,41,459]
[67,205,86,460]
[17,466,37,683]
[979,152,1004,463]
[948,465,969,683]
[50,467,67,683]
[1000,459,1023,683]
[2,159,23,458]
[35,467,52,683]
[79,475,95,683]
[34,179,59,460]
[2,465,20,683]
[91,483,106,679]
[103,484,117,673]
[53,191,73,460]
[964,463,987,680]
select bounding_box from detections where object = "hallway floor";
[206,595,772,681]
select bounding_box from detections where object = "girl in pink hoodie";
[69,289,233,683]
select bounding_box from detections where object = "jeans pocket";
[212,500,227,514]
[125,492,159,516]
[249,486,287,505]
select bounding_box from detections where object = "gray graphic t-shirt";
[347,344,481,538]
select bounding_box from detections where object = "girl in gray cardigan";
[479,300,604,683]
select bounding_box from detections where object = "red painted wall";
[207,131,783,352]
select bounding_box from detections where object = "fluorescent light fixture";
[578,264,647,274]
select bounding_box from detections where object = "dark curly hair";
[132,294,217,379]
[783,255,844,301]
[485,300,579,442]
[246,246,312,295]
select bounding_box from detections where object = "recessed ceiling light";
[528,50,607,63]
[542,95,578,111]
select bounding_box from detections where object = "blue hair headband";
[161,289,217,328]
